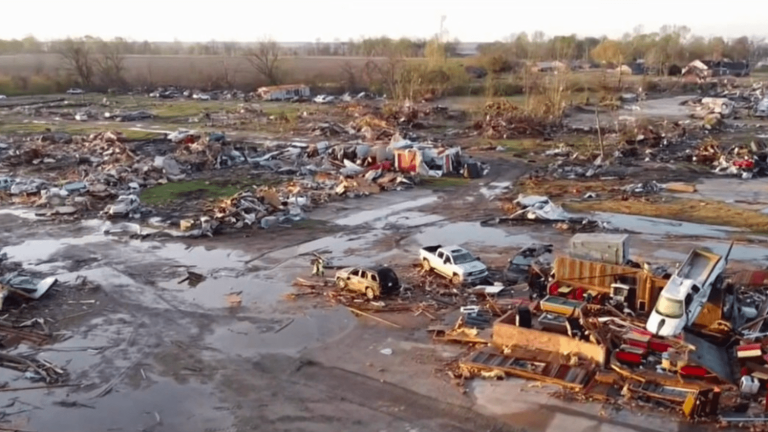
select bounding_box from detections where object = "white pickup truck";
[646,245,732,337]
[420,245,488,285]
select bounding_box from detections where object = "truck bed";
[677,250,721,287]
[421,245,442,255]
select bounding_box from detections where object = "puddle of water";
[158,272,288,310]
[414,222,537,248]
[2,235,106,263]
[204,307,354,357]
[256,230,393,269]
[0,207,38,220]
[144,241,251,272]
[26,377,232,432]
[687,178,768,214]
[593,212,742,238]
[376,211,444,228]
[335,196,438,226]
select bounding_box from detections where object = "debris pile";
[287,232,768,425]
[472,100,557,139]
[692,138,768,179]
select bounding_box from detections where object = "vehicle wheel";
[451,274,461,285]
[336,278,347,289]
[422,259,431,272]
[365,287,375,299]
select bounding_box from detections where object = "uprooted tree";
[245,39,282,86]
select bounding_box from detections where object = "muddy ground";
[1,160,766,432]
[3,89,768,432]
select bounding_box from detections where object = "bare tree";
[339,61,358,91]
[244,39,281,85]
[59,39,95,88]
[95,42,127,89]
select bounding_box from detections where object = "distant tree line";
[477,26,768,74]
[0,28,765,65]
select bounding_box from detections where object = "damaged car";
[335,267,400,299]
[104,195,140,217]
[504,243,553,285]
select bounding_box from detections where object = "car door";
[435,251,445,274]
[367,272,379,295]
[441,253,454,277]
[347,268,362,291]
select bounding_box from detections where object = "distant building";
[257,84,311,101]
[683,60,750,78]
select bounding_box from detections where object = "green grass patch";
[494,139,540,151]
[153,101,232,118]
[0,123,53,134]
[121,129,165,140]
[423,176,471,188]
[140,179,254,205]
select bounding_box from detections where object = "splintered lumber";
[345,306,401,328]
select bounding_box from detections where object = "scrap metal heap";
[0,253,89,385]
[0,128,488,236]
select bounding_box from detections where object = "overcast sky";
[3,0,766,42]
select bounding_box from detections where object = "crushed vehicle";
[103,195,140,217]
[420,245,488,285]
[335,267,400,299]
[66,88,84,95]
[504,243,552,285]
[114,110,154,122]
[646,245,731,337]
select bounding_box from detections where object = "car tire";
[336,278,347,289]
[422,259,431,272]
[365,287,375,299]
[451,274,461,285]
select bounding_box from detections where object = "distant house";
[532,61,568,73]
[683,60,750,78]
[257,84,311,101]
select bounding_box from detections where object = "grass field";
[0,54,417,91]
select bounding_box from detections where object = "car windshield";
[452,252,475,265]
[654,295,685,319]
[509,255,533,269]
